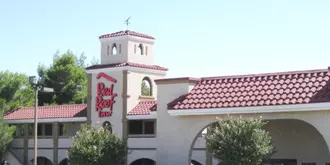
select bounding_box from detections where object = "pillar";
[87,74,92,125]
[205,127,213,165]
[23,123,29,165]
[52,122,59,165]
[122,70,129,165]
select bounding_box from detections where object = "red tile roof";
[4,104,87,120]
[168,68,330,110]
[86,62,168,71]
[99,30,155,40]
[128,101,157,115]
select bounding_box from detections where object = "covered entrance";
[130,158,156,165]
[189,118,330,165]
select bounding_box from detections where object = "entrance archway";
[130,158,156,165]
[188,118,330,165]
[58,158,69,165]
[191,159,203,165]
[29,157,52,165]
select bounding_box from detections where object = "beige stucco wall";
[90,67,165,136]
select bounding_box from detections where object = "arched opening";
[188,118,330,165]
[138,44,143,55]
[58,158,69,165]
[29,157,52,165]
[107,45,110,55]
[130,158,156,165]
[191,159,203,165]
[134,44,137,54]
[141,77,152,96]
[102,121,112,133]
[111,44,117,55]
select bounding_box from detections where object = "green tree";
[141,80,151,96]
[0,105,16,159]
[37,50,88,105]
[205,116,275,165]
[0,71,34,112]
[68,124,128,165]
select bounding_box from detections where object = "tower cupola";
[99,30,155,65]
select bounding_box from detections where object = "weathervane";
[124,17,131,30]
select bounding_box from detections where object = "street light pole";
[29,76,54,165]
[33,87,38,165]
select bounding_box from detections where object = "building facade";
[3,30,330,165]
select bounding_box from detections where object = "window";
[301,163,316,165]
[28,124,33,136]
[144,121,155,134]
[37,124,42,136]
[59,123,68,136]
[134,44,137,54]
[111,44,117,55]
[11,124,25,138]
[145,46,148,55]
[129,120,143,134]
[119,44,121,54]
[141,77,152,96]
[138,44,143,55]
[44,124,52,136]
[107,45,110,55]
[128,120,156,136]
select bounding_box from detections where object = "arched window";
[134,44,137,54]
[145,46,148,55]
[102,121,112,133]
[111,44,117,55]
[107,45,110,55]
[138,44,143,55]
[141,77,152,96]
[30,157,52,165]
[191,160,202,165]
[59,158,69,165]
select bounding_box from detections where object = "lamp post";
[29,76,54,165]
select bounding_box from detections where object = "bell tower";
[99,30,155,65]
[87,29,167,141]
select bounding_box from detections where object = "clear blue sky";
[1,0,330,78]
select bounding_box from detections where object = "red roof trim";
[4,104,87,120]
[99,30,155,40]
[128,100,157,115]
[86,62,168,71]
[202,68,329,80]
[168,68,330,110]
